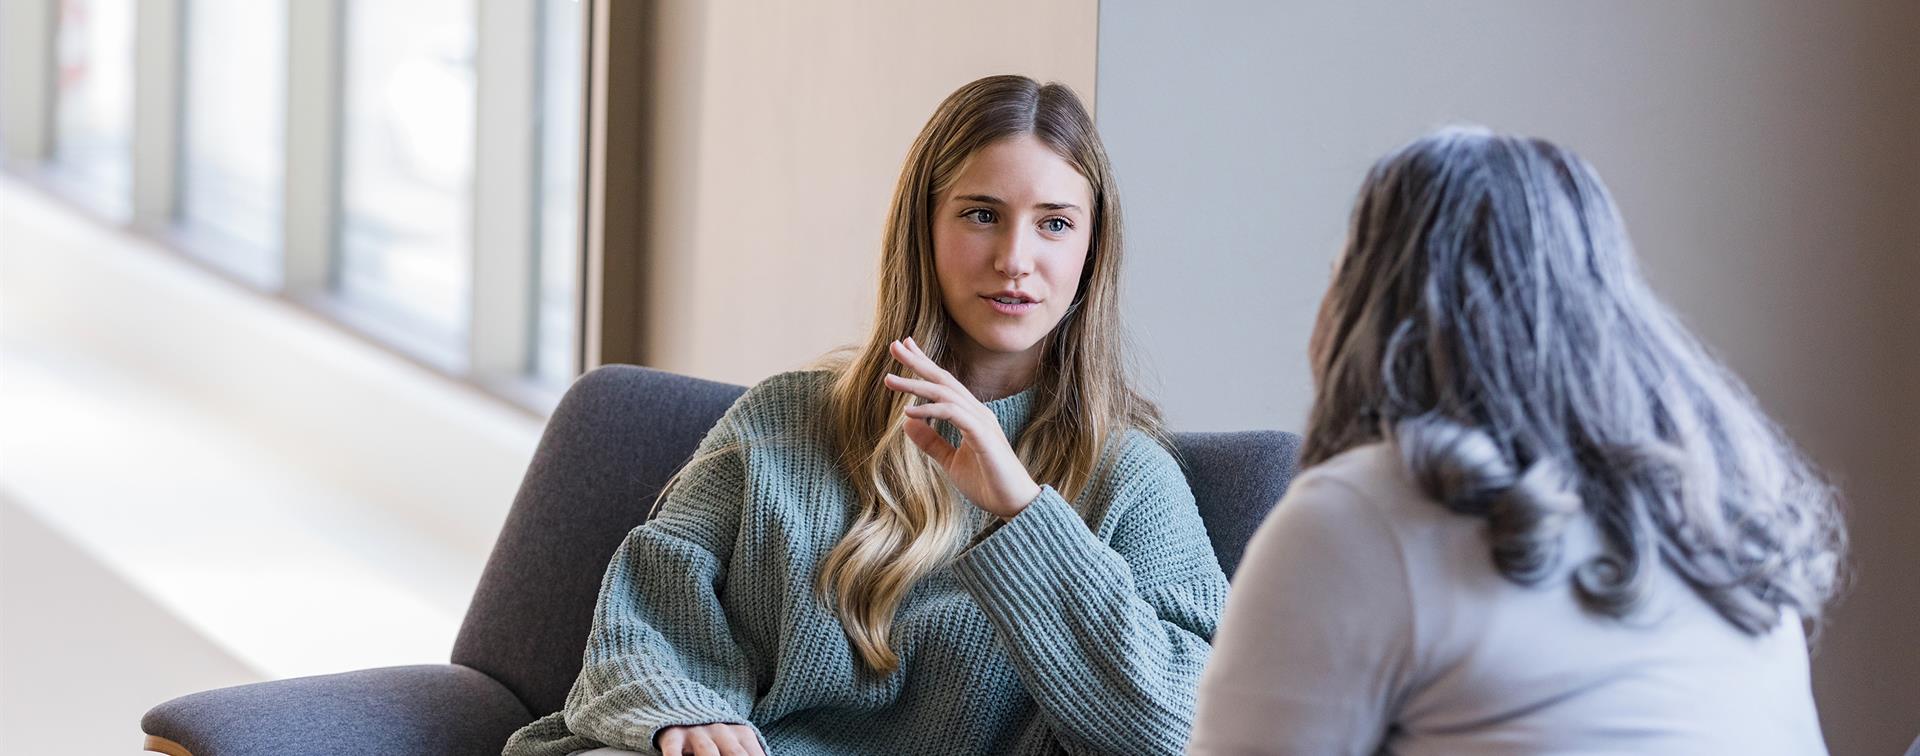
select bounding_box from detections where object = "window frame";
[0,0,600,416]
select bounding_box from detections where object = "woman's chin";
[964,331,1046,359]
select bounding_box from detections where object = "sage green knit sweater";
[502,370,1228,756]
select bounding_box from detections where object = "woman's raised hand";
[882,337,1042,519]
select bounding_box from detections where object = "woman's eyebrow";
[952,194,1082,213]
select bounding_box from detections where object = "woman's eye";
[964,208,997,224]
[1042,217,1072,234]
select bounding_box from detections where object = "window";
[177,0,286,286]
[5,0,588,411]
[51,0,135,220]
[532,0,584,385]
[335,0,477,354]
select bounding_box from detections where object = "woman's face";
[931,134,1094,373]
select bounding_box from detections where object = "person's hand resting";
[655,723,764,756]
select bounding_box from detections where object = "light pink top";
[1190,443,1827,755]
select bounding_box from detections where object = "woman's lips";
[982,295,1040,316]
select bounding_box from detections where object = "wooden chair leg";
[143,734,194,756]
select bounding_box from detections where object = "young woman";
[503,75,1228,756]
[1189,128,1847,754]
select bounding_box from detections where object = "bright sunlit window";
[336,0,478,352]
[177,0,286,286]
[11,0,585,408]
[533,0,584,386]
[51,0,135,221]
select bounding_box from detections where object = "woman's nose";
[994,230,1036,279]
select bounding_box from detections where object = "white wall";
[1097,2,1919,753]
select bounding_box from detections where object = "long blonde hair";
[816,75,1164,673]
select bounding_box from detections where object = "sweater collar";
[935,385,1039,447]
[983,385,1038,443]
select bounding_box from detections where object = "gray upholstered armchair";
[140,366,1300,756]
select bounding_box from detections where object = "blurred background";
[0,1,1914,753]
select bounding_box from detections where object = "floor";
[0,492,259,753]
[0,176,544,750]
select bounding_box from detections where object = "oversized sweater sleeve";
[950,436,1229,755]
[501,418,762,756]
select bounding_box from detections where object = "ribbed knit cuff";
[642,716,770,756]
[952,485,1136,623]
[576,665,761,755]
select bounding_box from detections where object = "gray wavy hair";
[1301,127,1846,635]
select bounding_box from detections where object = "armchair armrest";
[141,664,532,756]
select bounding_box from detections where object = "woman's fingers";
[889,338,968,394]
[659,724,765,756]
[901,400,964,423]
[710,727,747,756]
[904,337,966,391]
[882,352,991,434]
[902,415,956,464]
[904,399,997,443]
[726,725,765,756]
[882,373,960,405]
[689,729,721,756]
[884,341,988,424]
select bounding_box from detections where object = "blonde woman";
[503,75,1228,756]
[1190,129,1845,754]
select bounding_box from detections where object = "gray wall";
[1098,2,1919,753]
